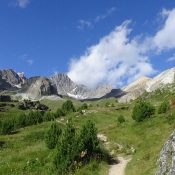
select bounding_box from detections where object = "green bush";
[0,111,45,135]
[77,103,88,111]
[43,112,55,122]
[54,120,105,174]
[54,120,77,174]
[118,115,125,123]
[0,118,15,134]
[132,100,155,122]
[158,100,170,114]
[78,120,99,159]
[56,108,65,117]
[105,102,110,107]
[61,100,75,114]
[15,113,27,128]
[45,122,62,149]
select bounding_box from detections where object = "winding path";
[97,133,131,175]
[109,156,131,175]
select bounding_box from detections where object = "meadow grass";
[0,93,175,175]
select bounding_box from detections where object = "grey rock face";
[118,76,151,103]
[50,73,113,99]
[0,77,12,90]
[156,131,175,175]
[0,69,25,85]
[50,73,77,96]
[119,68,175,103]
[26,77,56,99]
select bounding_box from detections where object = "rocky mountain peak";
[50,73,76,96]
[0,69,21,85]
[119,67,175,103]
[146,67,175,92]
[123,76,151,92]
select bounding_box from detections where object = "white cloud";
[77,20,93,30]
[69,21,155,88]
[70,8,175,88]
[167,54,175,62]
[94,7,116,22]
[153,8,175,51]
[16,0,30,8]
[26,59,34,65]
[20,54,34,65]
[77,7,116,30]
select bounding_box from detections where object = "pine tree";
[61,100,75,114]
[45,122,62,149]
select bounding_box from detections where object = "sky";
[0,0,175,88]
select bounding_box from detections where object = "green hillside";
[0,85,175,175]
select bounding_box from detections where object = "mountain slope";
[119,68,175,103]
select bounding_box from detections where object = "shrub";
[78,120,99,160]
[43,112,55,122]
[105,102,110,107]
[25,111,43,125]
[54,120,77,174]
[77,103,88,112]
[56,108,65,117]
[15,113,27,128]
[0,118,15,134]
[132,100,155,122]
[118,115,125,123]
[45,122,62,149]
[158,100,170,114]
[61,100,75,114]
[54,120,104,174]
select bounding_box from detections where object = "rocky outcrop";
[0,77,12,91]
[1,67,175,101]
[50,73,113,99]
[119,68,175,103]
[21,77,56,100]
[156,131,175,175]
[146,68,175,92]
[0,69,26,86]
[118,76,151,103]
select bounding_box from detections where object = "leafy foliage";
[61,100,75,114]
[118,115,126,123]
[158,100,170,114]
[54,120,105,174]
[55,108,65,117]
[54,120,77,174]
[77,103,88,111]
[43,111,55,122]
[45,122,62,149]
[0,118,15,134]
[132,100,155,122]
[0,110,56,135]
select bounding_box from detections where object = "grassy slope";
[0,92,175,175]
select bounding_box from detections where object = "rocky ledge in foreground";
[156,131,175,175]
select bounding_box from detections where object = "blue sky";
[0,0,175,87]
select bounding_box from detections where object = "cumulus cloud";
[69,21,155,88]
[153,8,175,51]
[69,8,175,88]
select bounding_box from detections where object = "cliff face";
[156,131,175,175]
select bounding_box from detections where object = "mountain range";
[0,67,175,102]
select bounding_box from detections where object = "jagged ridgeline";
[0,67,175,101]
